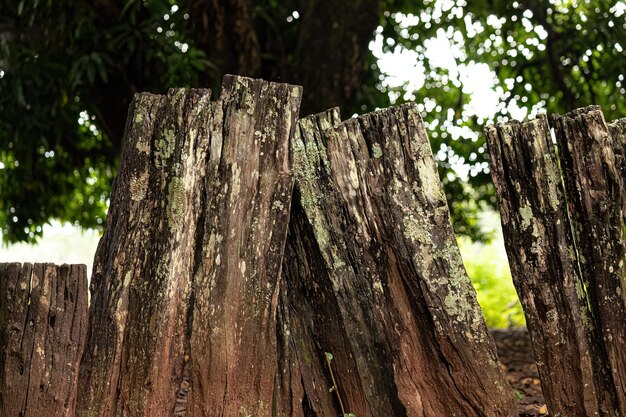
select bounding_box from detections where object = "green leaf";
[325,352,333,361]
[121,0,136,17]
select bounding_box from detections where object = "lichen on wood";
[279,105,516,417]
[486,106,626,417]
[187,75,301,417]
[76,75,302,417]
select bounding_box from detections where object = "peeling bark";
[278,105,516,417]
[76,75,302,417]
[486,106,626,416]
[0,262,88,417]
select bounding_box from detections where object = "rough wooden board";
[279,105,516,417]
[76,75,302,417]
[0,262,88,417]
[76,88,211,417]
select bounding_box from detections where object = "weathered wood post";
[76,75,302,417]
[0,263,88,417]
[552,107,626,415]
[486,106,626,417]
[276,105,516,416]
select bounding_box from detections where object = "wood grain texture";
[278,105,516,417]
[76,75,302,417]
[486,106,626,417]
[0,262,88,417]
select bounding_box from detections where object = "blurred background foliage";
[0,0,625,244]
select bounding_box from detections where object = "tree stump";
[277,105,516,416]
[486,106,626,416]
[0,263,88,417]
[76,75,302,417]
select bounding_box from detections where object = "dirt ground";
[491,328,549,416]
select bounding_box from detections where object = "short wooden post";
[0,263,88,417]
[486,106,626,416]
[277,105,516,416]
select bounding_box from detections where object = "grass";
[457,214,526,329]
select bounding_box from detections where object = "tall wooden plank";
[486,107,626,416]
[187,76,301,417]
[76,88,212,417]
[485,117,614,416]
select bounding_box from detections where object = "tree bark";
[277,0,383,115]
[277,105,516,417]
[0,262,88,417]
[486,107,626,416]
[76,75,302,417]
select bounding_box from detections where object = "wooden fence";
[1,75,625,417]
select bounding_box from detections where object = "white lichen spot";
[135,141,150,155]
[519,203,534,231]
[372,143,383,159]
[239,260,246,275]
[420,142,432,157]
[155,128,176,165]
[133,111,144,124]
[130,169,149,201]
[272,200,285,211]
[403,215,430,244]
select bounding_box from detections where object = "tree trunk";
[0,262,88,417]
[485,106,626,416]
[277,105,516,417]
[76,75,302,417]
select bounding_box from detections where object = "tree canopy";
[1,0,625,242]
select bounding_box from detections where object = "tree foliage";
[377,0,626,238]
[0,0,624,242]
